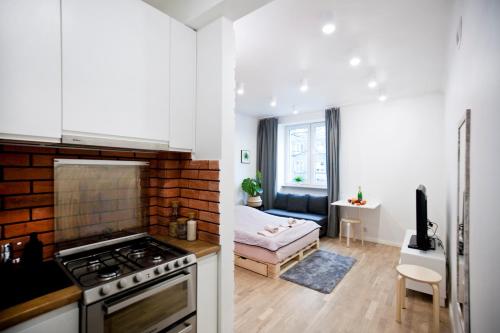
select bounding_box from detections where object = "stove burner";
[129,248,146,258]
[151,254,163,263]
[98,265,121,280]
[87,259,102,271]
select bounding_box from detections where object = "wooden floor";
[234,237,451,333]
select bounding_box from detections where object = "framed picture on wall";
[241,150,250,164]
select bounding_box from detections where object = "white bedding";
[234,205,320,251]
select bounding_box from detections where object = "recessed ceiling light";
[270,98,277,107]
[349,57,361,67]
[300,79,309,92]
[322,23,336,35]
[368,80,378,89]
[293,110,299,115]
[236,82,244,95]
[378,95,387,102]
[292,105,299,115]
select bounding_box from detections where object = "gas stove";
[55,233,197,305]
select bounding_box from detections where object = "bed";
[234,205,321,278]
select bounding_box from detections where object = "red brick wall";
[0,144,220,260]
[151,154,221,244]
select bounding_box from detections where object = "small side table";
[395,264,442,333]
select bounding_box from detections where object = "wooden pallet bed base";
[234,239,320,279]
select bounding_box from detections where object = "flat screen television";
[408,185,435,250]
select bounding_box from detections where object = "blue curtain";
[325,108,340,237]
[257,118,278,210]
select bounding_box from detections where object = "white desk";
[400,229,446,307]
[331,200,381,210]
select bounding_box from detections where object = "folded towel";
[264,224,279,233]
[258,226,288,237]
[280,218,306,228]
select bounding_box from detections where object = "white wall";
[196,17,235,333]
[444,0,500,331]
[275,95,445,246]
[340,93,446,246]
[234,113,258,204]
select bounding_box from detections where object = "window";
[285,122,326,187]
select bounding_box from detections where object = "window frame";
[284,121,327,188]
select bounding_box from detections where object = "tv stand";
[408,234,436,250]
[400,230,446,306]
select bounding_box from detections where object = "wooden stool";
[395,264,442,333]
[339,218,364,247]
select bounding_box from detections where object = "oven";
[83,264,196,333]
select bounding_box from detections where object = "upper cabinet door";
[62,0,170,143]
[169,19,196,151]
[0,0,62,142]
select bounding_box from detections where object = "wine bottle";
[357,186,363,201]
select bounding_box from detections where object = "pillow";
[273,192,288,210]
[287,194,309,213]
[308,195,328,215]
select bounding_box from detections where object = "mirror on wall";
[457,109,470,332]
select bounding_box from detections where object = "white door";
[169,19,196,151]
[0,0,62,142]
[61,0,171,143]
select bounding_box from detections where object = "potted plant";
[293,175,304,183]
[241,171,263,207]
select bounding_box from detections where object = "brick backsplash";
[0,144,220,261]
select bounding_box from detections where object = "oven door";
[86,265,196,333]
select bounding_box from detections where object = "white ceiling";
[234,0,452,117]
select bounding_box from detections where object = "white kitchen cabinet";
[0,0,62,143]
[3,303,78,333]
[61,0,171,146]
[169,19,196,152]
[197,253,218,333]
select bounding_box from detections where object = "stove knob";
[164,263,171,271]
[99,285,111,296]
[174,260,180,268]
[183,257,190,265]
[133,273,143,283]
[154,266,164,275]
[117,279,128,289]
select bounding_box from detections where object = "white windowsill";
[282,183,327,190]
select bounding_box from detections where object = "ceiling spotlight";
[293,109,299,115]
[349,57,361,67]
[292,105,299,115]
[300,79,309,92]
[322,23,336,35]
[236,82,244,95]
[368,80,378,89]
[378,94,388,102]
[270,98,277,107]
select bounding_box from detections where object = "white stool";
[395,264,442,333]
[339,218,364,247]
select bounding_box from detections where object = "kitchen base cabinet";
[197,253,218,333]
[3,303,78,333]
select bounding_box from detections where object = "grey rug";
[280,250,356,294]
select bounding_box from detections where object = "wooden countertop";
[153,235,220,258]
[0,285,81,331]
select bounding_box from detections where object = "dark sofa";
[264,192,328,236]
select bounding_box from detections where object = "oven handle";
[104,272,191,315]
[171,323,193,333]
